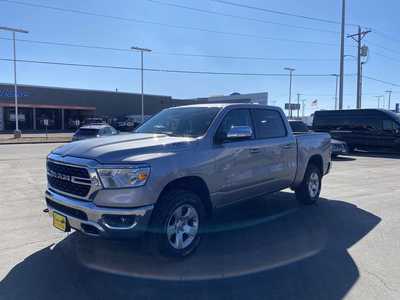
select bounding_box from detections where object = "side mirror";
[226,126,253,140]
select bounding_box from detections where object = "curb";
[0,140,70,145]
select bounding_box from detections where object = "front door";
[212,109,265,207]
[379,119,400,149]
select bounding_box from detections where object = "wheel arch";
[307,154,324,175]
[158,176,213,217]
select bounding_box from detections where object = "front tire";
[147,189,205,258]
[295,164,322,205]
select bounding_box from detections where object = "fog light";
[103,215,136,228]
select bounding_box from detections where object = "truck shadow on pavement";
[0,192,381,300]
[351,150,400,160]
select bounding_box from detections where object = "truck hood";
[52,133,197,163]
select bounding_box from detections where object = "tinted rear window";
[314,115,380,131]
[252,109,286,139]
[75,128,99,136]
[289,121,309,133]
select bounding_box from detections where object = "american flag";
[311,99,318,107]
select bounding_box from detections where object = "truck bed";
[291,132,331,188]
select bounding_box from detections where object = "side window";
[383,120,400,131]
[102,128,112,135]
[216,109,254,142]
[349,117,378,131]
[252,109,287,139]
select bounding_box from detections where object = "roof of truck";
[79,124,111,130]
[169,103,277,109]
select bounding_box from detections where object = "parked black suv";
[313,109,400,152]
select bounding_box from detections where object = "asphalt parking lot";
[0,143,399,300]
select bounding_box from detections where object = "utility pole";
[338,0,346,110]
[375,96,383,108]
[347,26,371,109]
[131,46,152,123]
[385,90,392,110]
[296,93,301,119]
[301,99,306,117]
[0,26,29,137]
[284,67,295,119]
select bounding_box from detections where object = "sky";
[1,0,400,115]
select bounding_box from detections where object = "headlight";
[97,166,150,188]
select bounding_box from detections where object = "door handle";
[282,144,295,150]
[249,148,261,154]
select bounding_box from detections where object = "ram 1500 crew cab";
[45,104,331,257]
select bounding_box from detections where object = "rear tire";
[146,189,205,258]
[295,164,322,205]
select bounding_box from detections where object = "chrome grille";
[47,160,91,198]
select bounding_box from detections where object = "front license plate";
[53,212,69,232]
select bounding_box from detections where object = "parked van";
[313,109,400,152]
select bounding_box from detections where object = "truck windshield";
[135,107,221,137]
[387,111,400,124]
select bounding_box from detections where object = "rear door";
[345,115,380,148]
[251,109,297,190]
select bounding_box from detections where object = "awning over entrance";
[0,102,95,110]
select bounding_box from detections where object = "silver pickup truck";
[46,104,331,257]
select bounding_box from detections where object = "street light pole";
[284,67,295,119]
[0,26,28,137]
[297,93,301,119]
[131,46,152,123]
[301,99,306,117]
[338,0,346,110]
[375,96,383,108]
[331,74,339,110]
[385,90,392,111]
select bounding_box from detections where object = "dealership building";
[0,83,268,132]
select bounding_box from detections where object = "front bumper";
[45,189,154,239]
[332,144,348,156]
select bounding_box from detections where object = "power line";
[209,0,357,26]
[363,75,400,88]
[371,30,400,45]
[0,57,347,77]
[372,51,400,64]
[144,0,339,34]
[368,41,400,56]
[0,37,342,62]
[0,0,339,46]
